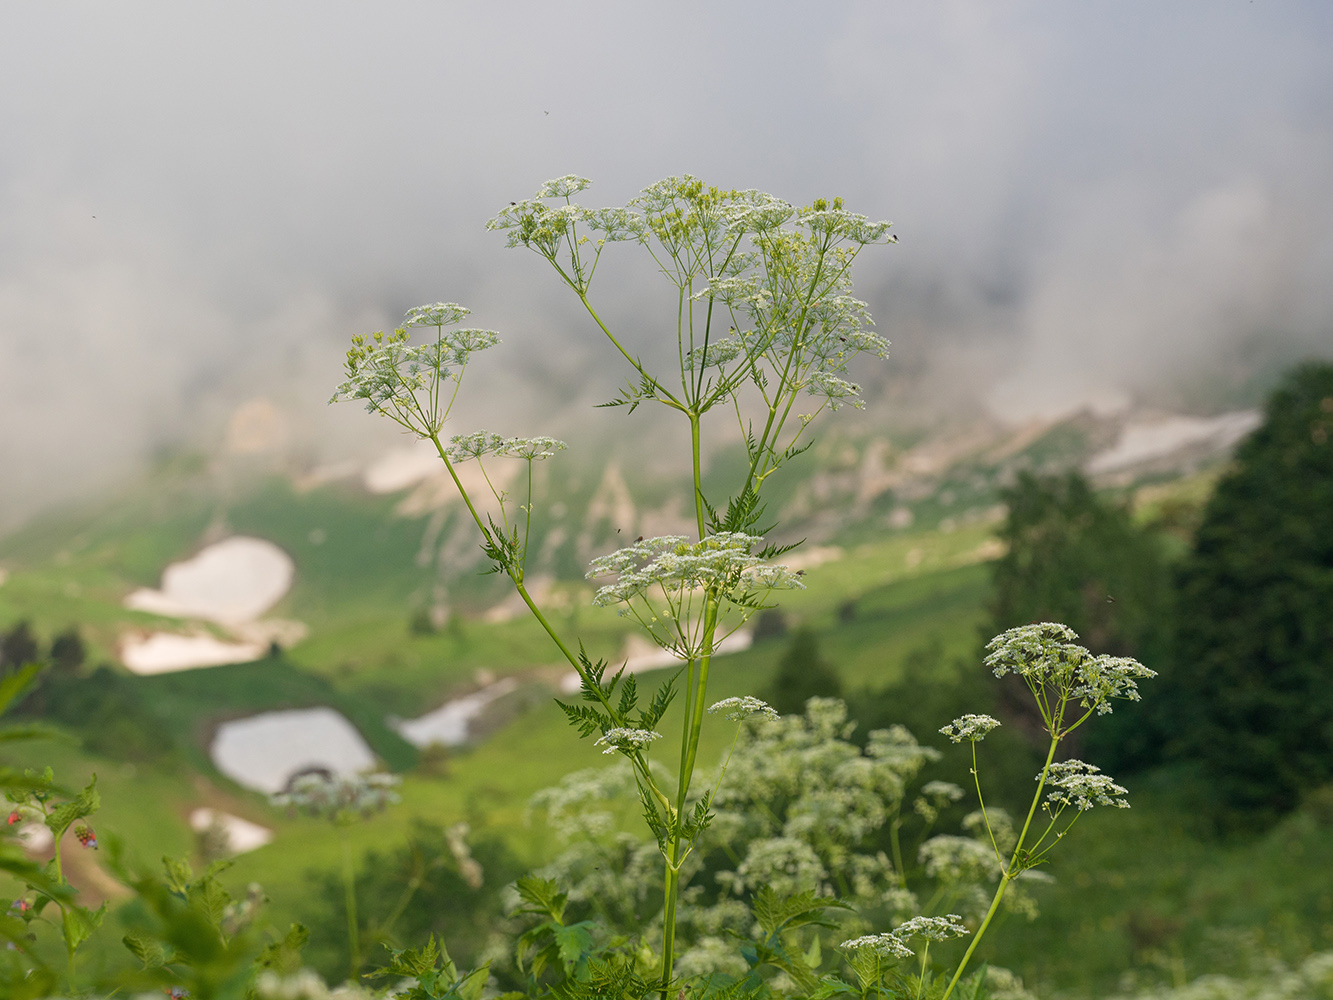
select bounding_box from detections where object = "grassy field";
[6,457,1323,997]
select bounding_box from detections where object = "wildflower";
[271,772,402,823]
[74,823,97,849]
[984,624,1155,716]
[594,728,663,755]
[168,988,190,999]
[807,371,864,411]
[919,836,1003,883]
[6,810,17,825]
[401,302,470,329]
[914,780,964,824]
[536,175,593,199]
[684,338,745,370]
[939,714,1001,743]
[586,532,803,607]
[893,913,970,942]
[840,933,915,960]
[446,431,506,462]
[1042,760,1129,811]
[708,696,779,722]
[498,435,567,461]
[10,898,31,914]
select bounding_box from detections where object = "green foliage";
[986,472,1171,768]
[299,821,524,983]
[367,935,493,1000]
[767,627,843,716]
[1166,361,1333,823]
[989,472,1169,662]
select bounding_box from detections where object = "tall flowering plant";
[333,174,896,994]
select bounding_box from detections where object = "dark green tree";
[0,620,39,673]
[989,471,1170,656]
[987,472,1171,766]
[1167,361,1333,822]
[766,627,841,716]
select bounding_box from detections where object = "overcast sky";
[2,2,1331,528]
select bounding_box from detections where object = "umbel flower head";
[708,696,780,722]
[594,728,664,755]
[1042,759,1130,811]
[329,303,500,434]
[939,714,1001,744]
[984,623,1156,731]
[840,914,969,960]
[271,771,401,824]
[587,533,804,607]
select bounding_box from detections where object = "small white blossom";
[892,913,970,942]
[1043,759,1129,811]
[535,174,593,199]
[806,371,864,410]
[985,623,1155,717]
[708,696,779,722]
[271,772,401,823]
[587,532,803,607]
[918,836,1003,883]
[498,436,567,461]
[401,302,470,328]
[594,728,663,755]
[446,430,506,462]
[684,337,746,370]
[839,933,915,960]
[939,714,1002,743]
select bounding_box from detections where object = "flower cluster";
[914,780,964,824]
[593,728,664,755]
[918,835,1002,884]
[329,303,500,432]
[839,933,916,960]
[270,771,401,823]
[893,914,971,942]
[984,623,1155,724]
[708,696,779,722]
[586,533,803,607]
[445,431,568,463]
[841,914,969,960]
[1042,760,1129,811]
[939,714,1002,743]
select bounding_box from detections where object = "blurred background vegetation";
[1,360,1331,996]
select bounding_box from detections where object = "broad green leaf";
[124,929,170,969]
[0,664,42,717]
[62,901,106,953]
[45,775,99,841]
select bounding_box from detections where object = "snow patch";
[1086,411,1260,475]
[210,707,377,795]
[121,633,267,674]
[393,678,521,748]
[125,536,294,625]
[189,808,273,854]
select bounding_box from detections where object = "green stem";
[690,412,706,537]
[942,735,1060,999]
[659,598,720,998]
[941,874,1010,1000]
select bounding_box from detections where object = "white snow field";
[393,677,521,748]
[1086,411,1261,475]
[120,633,267,675]
[125,536,295,625]
[121,536,297,673]
[209,707,377,794]
[188,808,274,854]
